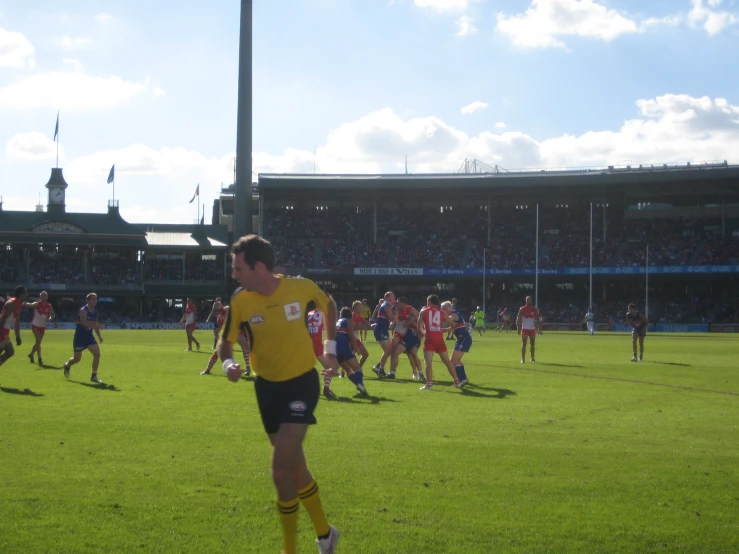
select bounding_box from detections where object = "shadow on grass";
[0,386,44,397]
[322,393,400,404]
[459,386,516,399]
[36,363,63,371]
[537,363,585,369]
[75,381,120,392]
[653,361,692,367]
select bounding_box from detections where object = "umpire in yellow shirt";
[219,234,341,554]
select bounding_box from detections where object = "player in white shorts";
[24,291,55,365]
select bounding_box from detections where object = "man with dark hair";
[0,286,28,367]
[626,303,649,362]
[219,234,340,554]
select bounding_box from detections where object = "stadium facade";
[1,162,738,331]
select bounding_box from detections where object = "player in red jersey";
[350,301,371,368]
[385,297,422,379]
[417,294,461,390]
[307,309,338,398]
[0,286,28,367]
[516,296,538,363]
[23,290,55,365]
[201,306,251,376]
[536,308,544,335]
[179,297,201,351]
[206,297,225,350]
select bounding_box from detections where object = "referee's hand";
[321,354,340,377]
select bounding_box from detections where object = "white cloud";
[455,15,477,35]
[688,0,737,36]
[494,122,506,129]
[7,94,739,223]
[414,0,468,13]
[62,58,84,71]
[0,71,151,111]
[6,132,64,162]
[461,101,488,115]
[60,35,90,47]
[496,0,639,49]
[0,25,35,68]
[95,13,112,23]
[153,86,167,97]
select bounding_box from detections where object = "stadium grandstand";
[2,161,739,332]
[0,168,230,329]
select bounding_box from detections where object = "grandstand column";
[373,196,377,243]
[487,196,491,244]
[182,252,186,286]
[234,0,253,239]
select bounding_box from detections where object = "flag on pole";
[107,165,115,184]
[189,184,199,204]
[200,213,205,225]
[53,112,59,141]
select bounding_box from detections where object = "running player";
[474,306,485,336]
[64,293,105,383]
[201,306,251,376]
[335,307,369,397]
[24,291,55,365]
[219,235,340,554]
[0,286,28,368]
[351,301,370,368]
[516,297,537,364]
[385,297,420,379]
[585,308,595,336]
[497,308,504,332]
[360,299,372,342]
[206,297,225,349]
[468,311,476,333]
[626,303,649,361]
[371,291,396,378]
[501,308,512,332]
[307,308,337,399]
[417,294,461,390]
[180,298,201,351]
[443,301,471,385]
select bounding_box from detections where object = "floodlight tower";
[234,0,253,240]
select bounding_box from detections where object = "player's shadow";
[0,386,44,397]
[654,361,692,367]
[76,382,120,392]
[36,363,63,371]
[537,363,585,369]
[463,387,516,399]
[324,394,400,404]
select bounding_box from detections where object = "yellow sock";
[298,480,330,538]
[276,498,299,554]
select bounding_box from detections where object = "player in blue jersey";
[626,303,649,362]
[443,301,471,386]
[64,292,105,383]
[336,307,369,397]
[371,291,396,377]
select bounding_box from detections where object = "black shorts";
[254,368,319,435]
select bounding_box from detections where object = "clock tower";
[45,167,69,214]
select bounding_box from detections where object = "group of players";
[0,286,106,383]
[0,287,652,392]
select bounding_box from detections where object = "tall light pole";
[234,0,253,240]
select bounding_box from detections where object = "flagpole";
[589,202,593,311]
[535,204,539,308]
[56,111,59,169]
[482,247,487,326]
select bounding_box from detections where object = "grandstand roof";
[144,231,228,249]
[258,163,739,192]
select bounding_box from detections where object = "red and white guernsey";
[421,305,447,353]
[32,301,52,328]
[216,310,227,329]
[0,297,22,341]
[394,305,412,338]
[307,310,324,357]
[185,305,196,326]
[519,305,537,331]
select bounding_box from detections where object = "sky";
[1,0,739,224]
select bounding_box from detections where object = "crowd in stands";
[264,206,739,269]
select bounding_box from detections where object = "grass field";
[1,329,738,553]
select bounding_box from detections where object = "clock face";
[49,188,65,204]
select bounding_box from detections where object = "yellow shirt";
[360,305,371,319]
[223,276,332,382]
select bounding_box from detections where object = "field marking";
[468,362,739,397]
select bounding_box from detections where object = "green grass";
[1,330,738,553]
